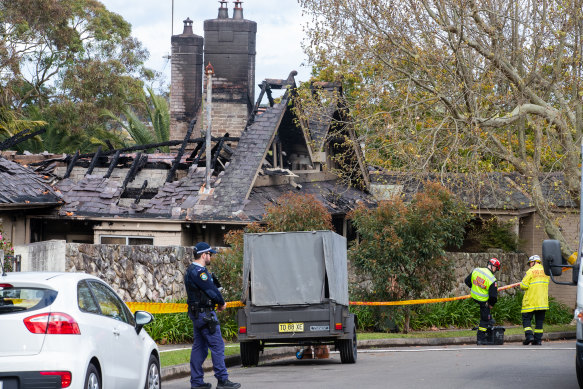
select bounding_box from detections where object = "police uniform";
[184,244,232,389]
[520,259,550,345]
[464,267,498,345]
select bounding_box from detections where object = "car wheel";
[145,354,161,389]
[240,340,260,367]
[338,326,357,364]
[84,363,101,389]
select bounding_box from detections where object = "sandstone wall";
[19,241,573,307]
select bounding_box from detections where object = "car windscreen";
[0,286,58,314]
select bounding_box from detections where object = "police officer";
[184,242,241,389]
[464,258,500,345]
[520,254,550,345]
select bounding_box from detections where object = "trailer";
[237,230,357,366]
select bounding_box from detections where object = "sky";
[99,0,313,95]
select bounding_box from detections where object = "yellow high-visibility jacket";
[520,263,549,313]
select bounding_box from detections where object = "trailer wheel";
[338,327,357,364]
[241,340,260,367]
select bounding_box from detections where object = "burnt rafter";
[134,180,149,204]
[85,146,102,176]
[104,150,121,179]
[211,137,226,170]
[118,153,147,202]
[166,118,197,183]
[0,127,46,151]
[63,151,80,179]
[244,72,297,132]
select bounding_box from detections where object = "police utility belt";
[189,305,214,313]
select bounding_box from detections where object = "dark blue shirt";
[185,263,225,306]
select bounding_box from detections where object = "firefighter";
[520,254,550,345]
[465,258,500,345]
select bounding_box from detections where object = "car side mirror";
[542,239,563,277]
[134,310,154,334]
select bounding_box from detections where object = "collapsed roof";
[1,74,374,223]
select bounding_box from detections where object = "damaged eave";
[0,202,62,211]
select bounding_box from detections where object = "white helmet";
[528,255,541,263]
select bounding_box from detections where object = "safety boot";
[523,331,534,345]
[532,332,543,345]
[476,330,488,345]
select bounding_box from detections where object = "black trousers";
[475,300,492,341]
[522,310,546,340]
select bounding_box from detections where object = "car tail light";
[40,371,72,388]
[335,323,343,330]
[239,326,247,334]
[0,283,12,289]
[24,313,81,335]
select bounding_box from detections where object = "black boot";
[477,330,488,345]
[217,379,241,389]
[523,331,534,345]
[533,332,543,345]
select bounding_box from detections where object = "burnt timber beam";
[85,146,102,176]
[166,118,196,183]
[63,151,80,179]
[134,180,149,204]
[0,127,46,151]
[211,138,225,170]
[187,141,203,161]
[191,143,206,166]
[119,153,146,196]
[104,150,121,179]
[245,81,269,130]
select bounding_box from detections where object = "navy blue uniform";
[185,263,228,387]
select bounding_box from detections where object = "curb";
[161,331,576,381]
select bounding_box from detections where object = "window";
[87,281,135,326]
[100,235,154,245]
[0,287,57,313]
[77,281,100,314]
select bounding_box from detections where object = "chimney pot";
[218,1,228,19]
[182,17,193,35]
[233,1,244,19]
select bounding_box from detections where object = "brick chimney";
[170,18,204,141]
[202,1,257,138]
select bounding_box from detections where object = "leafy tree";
[0,0,157,153]
[213,192,333,300]
[349,182,470,332]
[102,87,170,152]
[211,192,333,328]
[262,192,333,232]
[298,0,583,257]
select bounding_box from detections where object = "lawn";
[159,324,576,367]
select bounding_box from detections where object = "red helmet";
[489,258,501,271]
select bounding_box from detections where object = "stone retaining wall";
[16,241,534,303]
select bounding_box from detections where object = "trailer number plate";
[279,322,304,332]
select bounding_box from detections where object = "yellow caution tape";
[125,300,244,314]
[125,283,521,313]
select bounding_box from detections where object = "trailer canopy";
[242,230,348,306]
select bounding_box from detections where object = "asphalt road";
[163,340,579,389]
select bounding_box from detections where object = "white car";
[0,272,161,389]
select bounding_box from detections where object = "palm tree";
[102,87,170,152]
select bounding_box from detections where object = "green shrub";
[352,291,573,333]
[144,309,240,344]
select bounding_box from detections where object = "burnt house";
[0,2,374,248]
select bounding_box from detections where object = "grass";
[158,323,576,367]
[160,344,241,367]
